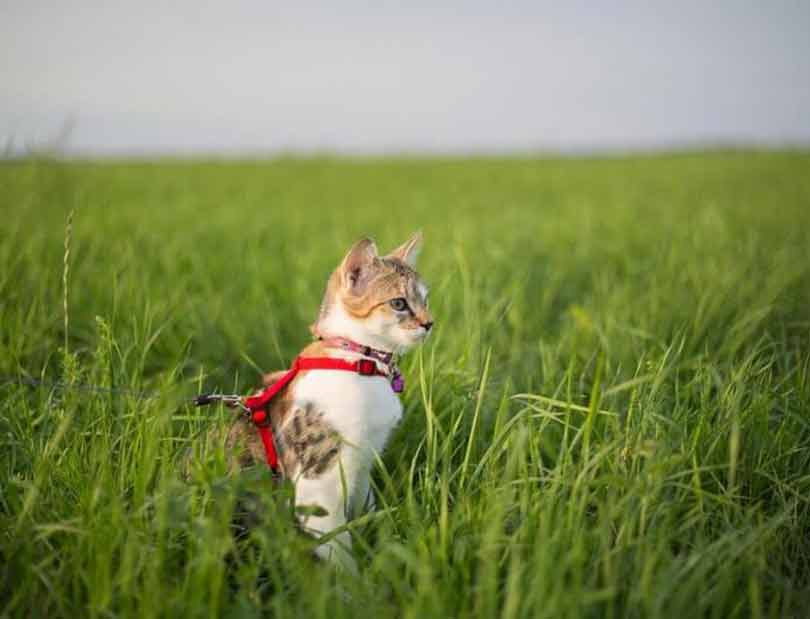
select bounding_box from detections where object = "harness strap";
[242,356,388,471]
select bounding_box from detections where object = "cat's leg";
[280,403,366,570]
[294,467,357,572]
[353,470,376,516]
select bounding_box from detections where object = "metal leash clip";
[192,393,249,414]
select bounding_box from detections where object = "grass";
[1,151,809,618]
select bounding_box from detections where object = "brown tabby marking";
[281,403,342,479]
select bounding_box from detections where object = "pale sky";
[2,1,809,155]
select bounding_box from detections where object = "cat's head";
[312,232,433,353]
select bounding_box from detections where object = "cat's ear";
[387,231,423,267]
[340,237,379,293]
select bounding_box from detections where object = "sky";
[2,1,810,155]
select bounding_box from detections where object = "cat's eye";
[389,298,409,312]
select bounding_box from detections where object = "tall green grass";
[1,152,809,617]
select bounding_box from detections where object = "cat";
[223,232,432,570]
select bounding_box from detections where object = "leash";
[0,375,161,400]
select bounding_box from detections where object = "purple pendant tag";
[391,371,405,393]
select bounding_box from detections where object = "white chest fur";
[291,366,403,459]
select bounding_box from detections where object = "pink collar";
[319,336,404,392]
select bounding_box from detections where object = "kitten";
[225,232,432,569]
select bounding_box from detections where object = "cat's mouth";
[411,326,431,341]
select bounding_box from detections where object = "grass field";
[1,151,810,618]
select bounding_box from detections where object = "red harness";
[242,356,388,472]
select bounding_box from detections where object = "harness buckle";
[356,359,377,376]
[252,409,271,427]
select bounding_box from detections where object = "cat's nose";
[421,321,434,332]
